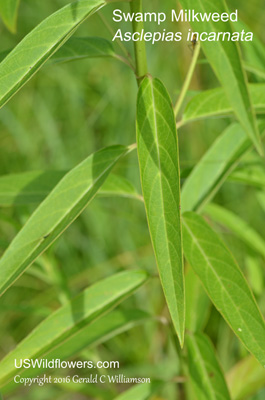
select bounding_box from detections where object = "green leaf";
[0,270,148,387]
[204,203,265,259]
[246,256,264,297]
[229,160,265,189]
[186,333,231,400]
[0,170,140,206]
[0,145,132,296]
[182,212,265,366]
[114,381,162,400]
[52,36,115,63]
[182,84,265,125]
[178,0,262,154]
[0,0,20,33]
[185,267,210,333]
[181,124,247,213]
[227,356,265,400]
[0,0,108,108]
[136,76,184,346]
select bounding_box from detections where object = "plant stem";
[130,0,148,85]
[174,42,200,118]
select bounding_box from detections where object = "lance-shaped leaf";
[187,333,231,400]
[52,36,115,63]
[0,0,109,108]
[0,271,148,387]
[178,0,262,154]
[136,76,185,346]
[0,145,132,296]
[204,203,265,259]
[181,124,247,213]
[0,170,140,206]
[230,161,265,189]
[182,84,265,125]
[182,212,265,366]
[0,0,20,33]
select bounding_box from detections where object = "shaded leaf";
[182,212,265,366]
[187,333,231,400]
[182,84,265,125]
[0,0,20,33]
[230,160,265,189]
[136,76,184,346]
[0,271,148,387]
[178,0,262,154]
[0,0,108,108]
[204,203,265,259]
[0,145,132,296]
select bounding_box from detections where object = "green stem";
[130,0,148,85]
[174,42,201,118]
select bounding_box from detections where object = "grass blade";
[178,0,262,154]
[182,84,265,125]
[0,0,108,108]
[0,145,131,296]
[204,203,265,259]
[182,212,265,366]
[0,0,20,33]
[136,76,184,346]
[0,271,148,387]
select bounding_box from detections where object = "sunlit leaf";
[0,0,111,108]
[0,171,140,206]
[182,84,265,125]
[115,381,162,400]
[136,76,184,346]
[0,145,132,296]
[182,212,265,366]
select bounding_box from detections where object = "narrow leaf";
[182,212,265,366]
[178,0,262,154]
[136,76,184,346]
[0,0,107,108]
[204,203,265,259]
[0,270,148,386]
[0,0,20,33]
[0,145,131,296]
[182,84,265,125]
[187,333,231,400]
[52,36,115,63]
[181,124,247,213]
[0,171,140,206]
[115,381,162,400]
[229,161,265,189]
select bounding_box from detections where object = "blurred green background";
[0,0,265,399]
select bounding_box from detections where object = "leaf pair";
[137,77,265,368]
